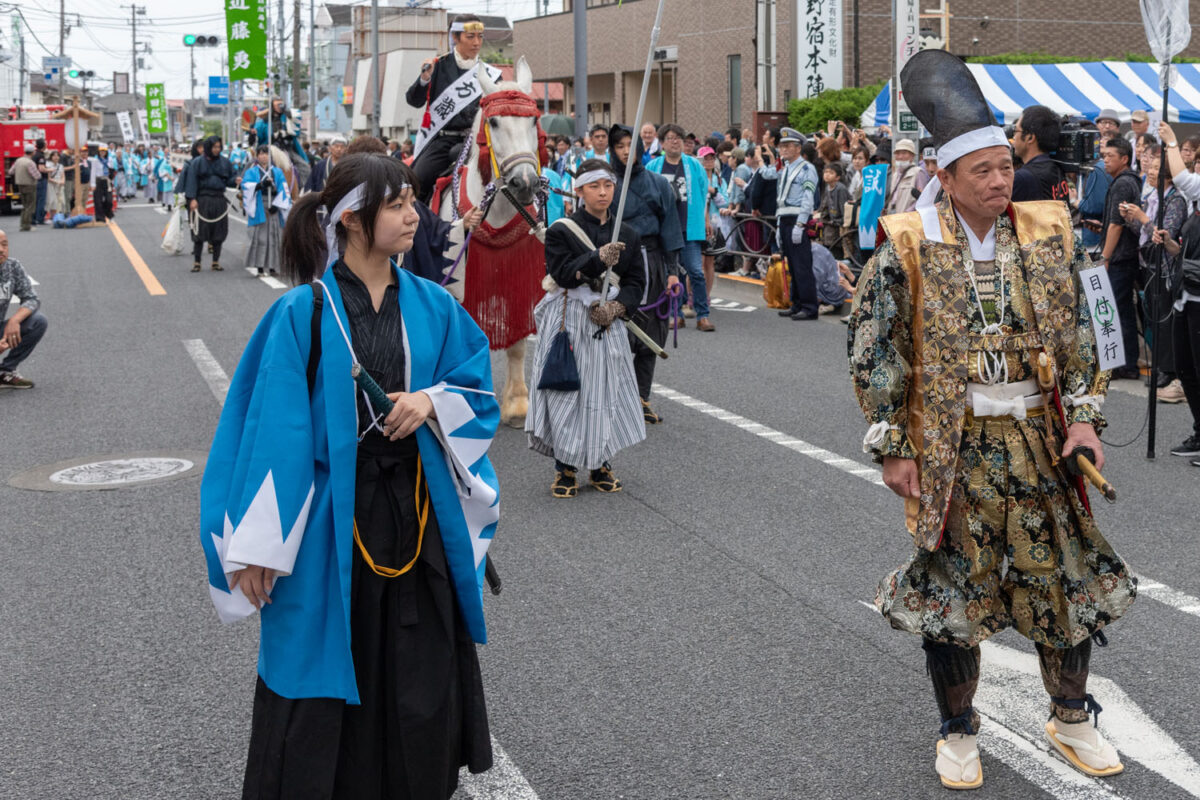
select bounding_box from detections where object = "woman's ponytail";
[280,154,418,286]
[281,191,329,286]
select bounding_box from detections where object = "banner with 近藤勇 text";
[145,84,167,134]
[796,0,843,98]
[116,111,135,144]
[226,0,268,81]
[858,163,888,250]
[1079,266,1126,371]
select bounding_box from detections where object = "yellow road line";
[108,221,166,296]
[717,272,764,286]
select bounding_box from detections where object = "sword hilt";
[351,363,395,414]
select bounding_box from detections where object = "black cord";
[1100,406,1149,448]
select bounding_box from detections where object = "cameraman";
[1011,105,1070,203]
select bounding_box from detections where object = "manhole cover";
[8,450,208,492]
[49,457,194,486]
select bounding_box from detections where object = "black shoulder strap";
[307,282,324,396]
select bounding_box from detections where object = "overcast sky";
[12,0,549,101]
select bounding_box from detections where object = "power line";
[7,7,59,57]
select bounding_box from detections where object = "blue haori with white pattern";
[861,61,1200,126]
[200,263,500,703]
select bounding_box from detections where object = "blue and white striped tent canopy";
[860,61,1200,127]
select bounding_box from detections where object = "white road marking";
[1130,576,1200,621]
[188,344,541,800]
[655,384,1200,623]
[979,637,1200,798]
[9,275,36,304]
[245,267,287,289]
[653,386,884,486]
[182,339,230,405]
[457,737,541,800]
[856,601,1196,798]
[708,297,757,312]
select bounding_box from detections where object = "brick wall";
[513,0,1200,134]
[513,0,775,136]
[844,0,1200,87]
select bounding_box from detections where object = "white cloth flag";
[116,111,135,144]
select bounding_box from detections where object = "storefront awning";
[861,61,1200,128]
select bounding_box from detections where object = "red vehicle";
[2,106,69,215]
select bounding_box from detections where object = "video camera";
[1004,119,1100,171]
[1054,124,1100,170]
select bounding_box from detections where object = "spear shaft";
[599,0,666,302]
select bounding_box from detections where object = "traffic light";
[67,69,95,79]
[183,35,219,46]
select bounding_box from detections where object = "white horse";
[437,57,544,426]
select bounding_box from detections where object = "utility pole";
[308,0,315,138]
[573,0,587,138]
[292,0,300,110]
[278,0,286,102]
[58,0,65,103]
[14,14,24,107]
[190,46,196,103]
[121,5,146,99]
[371,0,380,138]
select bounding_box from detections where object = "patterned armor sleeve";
[847,240,919,460]
[1061,239,1110,431]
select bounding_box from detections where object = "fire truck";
[1,106,69,215]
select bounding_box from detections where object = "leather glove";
[597,241,625,267]
[791,221,805,244]
[588,300,625,327]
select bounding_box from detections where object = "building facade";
[514,0,1200,136]
[514,0,789,137]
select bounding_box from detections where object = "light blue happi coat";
[200,263,501,703]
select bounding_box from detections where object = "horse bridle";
[482,119,540,190]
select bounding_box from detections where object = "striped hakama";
[526,289,646,470]
[245,213,283,272]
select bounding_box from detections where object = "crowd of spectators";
[5,110,1198,469]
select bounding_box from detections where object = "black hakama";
[192,193,230,246]
[242,261,491,799]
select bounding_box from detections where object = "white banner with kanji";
[412,62,502,158]
[1079,265,1126,371]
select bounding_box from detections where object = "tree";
[199,119,223,138]
[787,82,886,133]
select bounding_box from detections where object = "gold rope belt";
[352,457,430,578]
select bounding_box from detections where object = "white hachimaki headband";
[321,179,411,263]
[574,169,617,191]
[450,20,484,33]
[915,126,1011,210]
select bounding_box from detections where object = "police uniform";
[762,128,820,319]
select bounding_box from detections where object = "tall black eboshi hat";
[900,49,1008,169]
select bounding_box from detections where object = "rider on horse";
[406,14,497,203]
[254,97,310,189]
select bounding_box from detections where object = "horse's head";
[477,57,542,207]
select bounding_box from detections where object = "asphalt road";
[1,200,1198,800]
